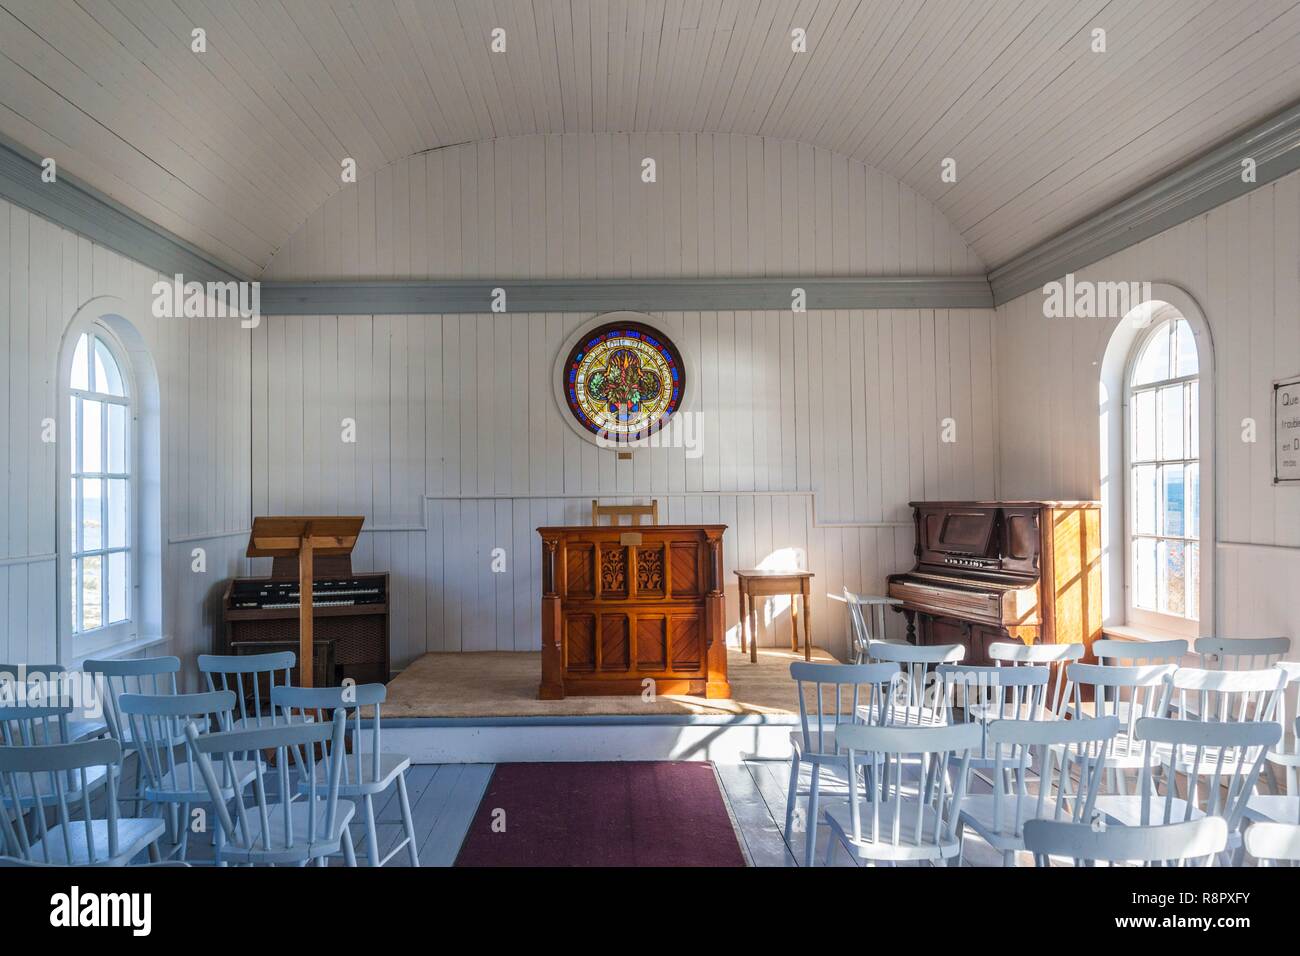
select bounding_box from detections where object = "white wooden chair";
[183,710,357,867]
[1195,636,1290,671]
[272,684,421,867]
[1247,716,1300,826]
[987,641,1084,719]
[1094,716,1279,861]
[1244,820,1300,865]
[843,589,902,663]
[821,722,981,867]
[786,661,901,867]
[1158,665,1286,726]
[1065,663,1176,793]
[935,664,1049,774]
[1025,816,1227,867]
[866,641,963,727]
[1092,638,1188,666]
[0,738,165,866]
[957,716,1119,866]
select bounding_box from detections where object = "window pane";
[1187,542,1200,621]
[1131,390,1156,461]
[1188,380,1199,458]
[1159,384,1184,460]
[1186,463,1200,539]
[106,479,128,549]
[1175,319,1198,377]
[1131,322,1171,386]
[81,556,102,631]
[1134,537,1157,610]
[71,477,79,551]
[1132,464,1157,535]
[70,397,79,472]
[81,399,103,472]
[81,478,103,551]
[70,559,78,631]
[107,551,128,624]
[106,403,127,474]
[1158,539,1186,617]
[94,337,126,396]
[1160,464,1185,536]
[71,334,89,390]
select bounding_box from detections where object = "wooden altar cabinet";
[538,524,731,700]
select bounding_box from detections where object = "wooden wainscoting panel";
[600,613,630,670]
[636,615,668,670]
[565,614,595,672]
[565,544,595,599]
[670,614,703,671]
[669,542,701,597]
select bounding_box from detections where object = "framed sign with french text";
[1276,375,1300,484]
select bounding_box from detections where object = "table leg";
[737,588,746,654]
[749,592,759,664]
[790,593,800,652]
[802,585,812,661]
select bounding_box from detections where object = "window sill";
[70,633,169,669]
[1101,623,1192,644]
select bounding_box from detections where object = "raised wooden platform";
[385,645,833,718]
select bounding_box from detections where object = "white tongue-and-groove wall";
[253,133,998,668]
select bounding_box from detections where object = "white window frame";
[65,323,139,655]
[1122,317,1200,638]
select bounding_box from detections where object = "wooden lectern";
[245,516,365,687]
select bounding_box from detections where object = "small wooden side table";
[734,569,814,663]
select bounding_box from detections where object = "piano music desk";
[734,569,814,663]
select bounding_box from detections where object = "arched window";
[68,326,134,642]
[1125,315,1199,631]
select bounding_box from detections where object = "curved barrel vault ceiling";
[1,0,1298,278]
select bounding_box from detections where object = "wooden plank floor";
[117,756,1006,867]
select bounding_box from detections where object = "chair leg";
[823,832,837,866]
[342,825,358,867]
[804,768,821,868]
[784,754,800,839]
[397,773,420,867]
[363,794,381,867]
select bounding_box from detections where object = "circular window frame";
[551,312,694,449]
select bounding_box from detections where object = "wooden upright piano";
[538,524,730,700]
[887,501,1101,665]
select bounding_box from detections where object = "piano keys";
[887,501,1102,665]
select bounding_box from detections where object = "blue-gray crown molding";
[987,99,1300,305]
[257,276,995,314]
[0,131,246,285]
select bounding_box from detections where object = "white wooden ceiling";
[2,0,1299,277]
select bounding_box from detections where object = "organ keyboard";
[221,555,390,685]
[886,501,1102,665]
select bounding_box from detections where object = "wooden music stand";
[245,516,365,687]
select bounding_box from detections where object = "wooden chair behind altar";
[591,499,659,526]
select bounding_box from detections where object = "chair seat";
[824,801,960,862]
[1094,795,1206,827]
[19,817,165,866]
[1,763,116,810]
[298,753,412,797]
[226,713,314,734]
[958,795,1077,852]
[874,706,947,728]
[1244,794,1300,825]
[223,798,356,864]
[144,759,261,804]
